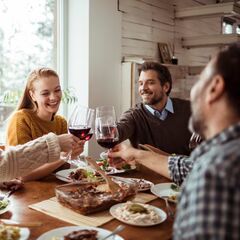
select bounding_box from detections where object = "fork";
[162,196,175,219]
[99,225,125,240]
[189,133,202,150]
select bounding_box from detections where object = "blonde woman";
[6,68,84,181]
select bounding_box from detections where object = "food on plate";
[96,158,134,172]
[96,159,109,171]
[64,229,98,240]
[114,202,161,225]
[68,168,102,182]
[0,199,9,210]
[128,203,148,214]
[168,193,179,202]
[0,224,20,240]
[55,178,138,215]
[170,183,180,192]
[130,178,153,191]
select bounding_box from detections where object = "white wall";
[88,0,122,157]
[67,0,122,158]
[68,0,89,109]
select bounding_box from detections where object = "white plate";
[20,228,30,240]
[151,182,180,203]
[104,166,136,175]
[0,198,10,215]
[55,169,73,182]
[55,167,98,183]
[99,152,136,175]
[114,177,153,192]
[36,226,124,240]
[129,178,154,192]
[0,226,29,240]
[110,203,167,227]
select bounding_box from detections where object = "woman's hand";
[0,178,24,191]
[71,140,85,159]
[57,134,77,152]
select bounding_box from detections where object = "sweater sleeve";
[117,108,136,143]
[0,133,61,181]
[7,111,33,146]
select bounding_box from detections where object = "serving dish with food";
[55,178,138,215]
[110,201,167,227]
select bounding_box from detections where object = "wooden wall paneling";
[141,0,174,9]
[122,21,153,41]
[122,38,155,57]
[174,0,223,66]
[120,0,175,60]
[173,0,215,8]
[123,12,152,26]
[119,0,152,14]
[152,7,174,25]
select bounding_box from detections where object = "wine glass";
[95,106,119,150]
[68,105,95,141]
[67,105,95,165]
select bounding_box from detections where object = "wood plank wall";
[120,0,222,66]
[119,0,174,60]
[174,0,221,66]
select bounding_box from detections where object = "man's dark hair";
[214,42,240,115]
[138,61,172,95]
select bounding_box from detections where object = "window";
[222,17,235,34]
[0,0,58,143]
[237,25,240,34]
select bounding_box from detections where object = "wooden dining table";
[1,165,175,240]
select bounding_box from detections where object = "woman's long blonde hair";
[18,68,59,111]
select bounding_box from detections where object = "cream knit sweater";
[0,133,61,181]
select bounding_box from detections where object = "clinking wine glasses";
[68,105,95,142]
[95,106,119,150]
[67,105,95,165]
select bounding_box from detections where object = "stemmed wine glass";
[95,106,119,150]
[68,105,95,142]
[67,105,95,165]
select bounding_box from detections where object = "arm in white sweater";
[0,133,61,181]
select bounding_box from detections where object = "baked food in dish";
[56,178,137,215]
[64,229,97,240]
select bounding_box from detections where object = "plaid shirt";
[172,122,240,240]
[168,154,192,186]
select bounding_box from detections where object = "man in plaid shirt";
[173,42,240,239]
[109,42,240,239]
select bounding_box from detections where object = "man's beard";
[141,91,163,106]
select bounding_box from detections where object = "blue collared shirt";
[145,97,174,120]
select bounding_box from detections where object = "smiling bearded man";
[174,42,240,240]
[116,61,192,155]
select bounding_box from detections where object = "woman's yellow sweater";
[7,109,67,146]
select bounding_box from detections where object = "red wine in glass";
[69,125,92,141]
[97,138,119,149]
